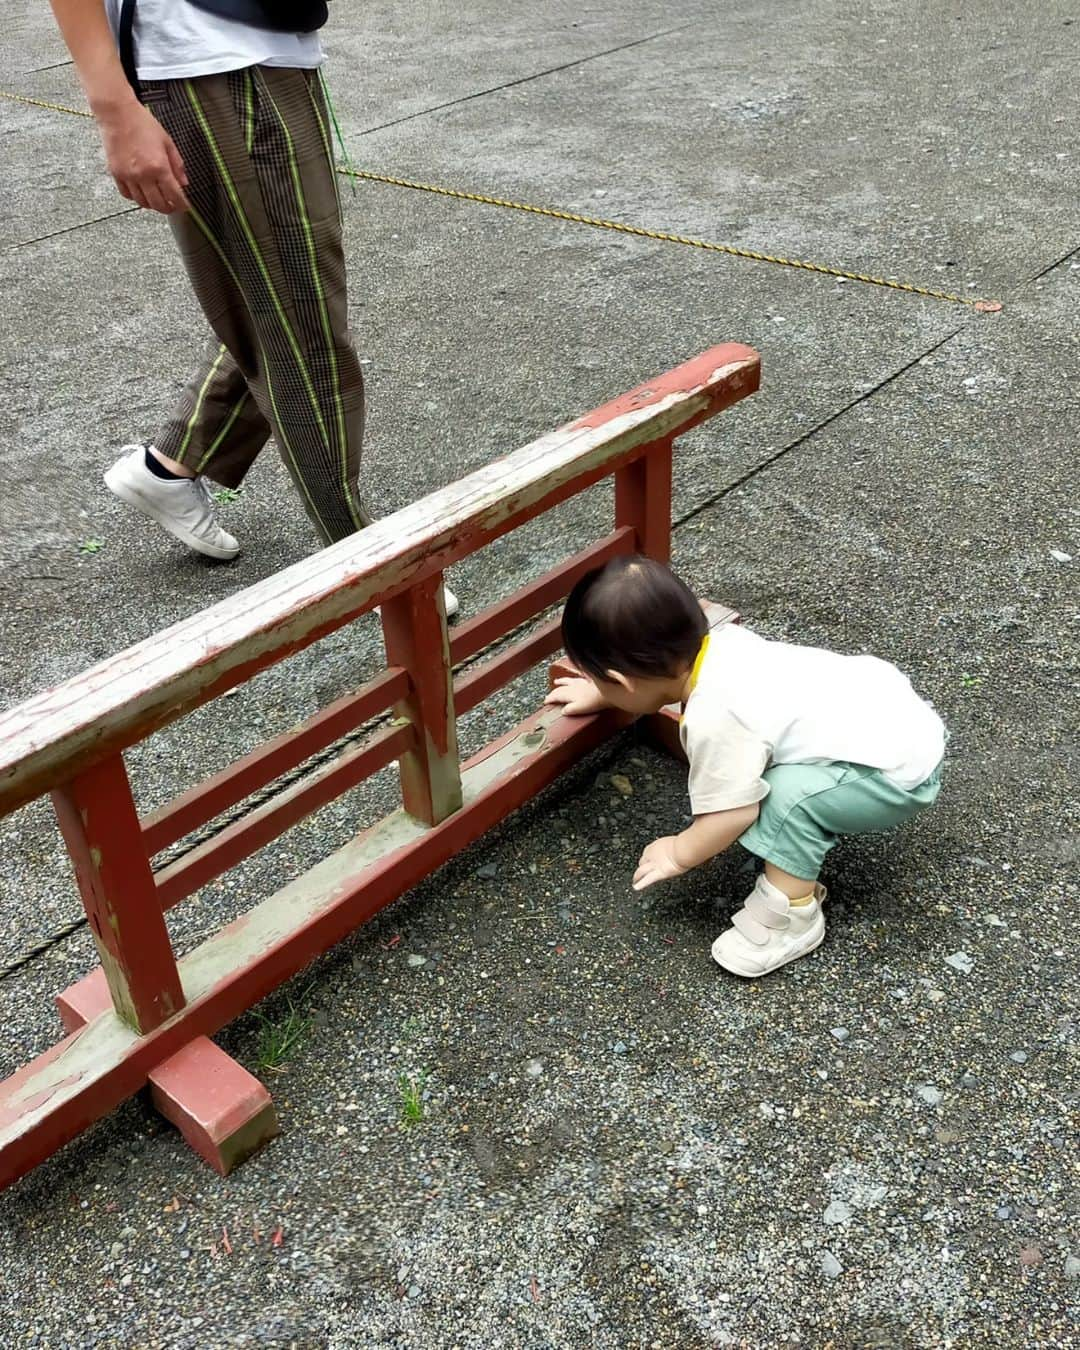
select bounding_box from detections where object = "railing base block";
[57,976,277,1178]
[149,1038,279,1178]
[56,967,112,1034]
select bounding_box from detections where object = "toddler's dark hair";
[561,554,708,683]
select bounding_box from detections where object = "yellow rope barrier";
[0,88,1003,311]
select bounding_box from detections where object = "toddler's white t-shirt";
[105,0,323,81]
[679,624,946,814]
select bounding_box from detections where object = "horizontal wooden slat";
[0,344,759,814]
[154,724,414,910]
[449,527,636,667]
[454,620,563,717]
[0,699,634,1190]
[142,667,409,856]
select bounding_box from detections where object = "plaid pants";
[145,65,370,544]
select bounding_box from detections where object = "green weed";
[253,986,314,1073]
[398,1070,429,1126]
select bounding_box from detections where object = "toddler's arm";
[633,803,760,891]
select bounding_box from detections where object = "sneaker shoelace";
[191,476,225,541]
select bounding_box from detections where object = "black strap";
[187,0,328,32]
[118,0,140,96]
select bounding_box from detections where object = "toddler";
[545,555,945,977]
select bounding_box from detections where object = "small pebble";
[406,954,427,968]
[915,1084,943,1107]
[820,1251,843,1278]
[1049,548,1072,563]
[945,951,975,974]
[1010,1050,1029,1064]
[1064,1256,1080,1279]
[829,1027,849,1043]
[823,1200,851,1226]
[524,1059,544,1078]
[613,1041,628,1055]
[995,1205,1013,1221]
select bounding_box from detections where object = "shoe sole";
[105,467,239,561]
[711,925,825,979]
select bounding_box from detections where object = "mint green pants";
[738,759,944,881]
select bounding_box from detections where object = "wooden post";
[380,574,463,825]
[51,755,185,1033]
[615,438,673,561]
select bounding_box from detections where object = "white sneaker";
[104,445,240,560]
[375,585,459,622]
[711,874,826,978]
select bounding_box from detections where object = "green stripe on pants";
[149,66,370,543]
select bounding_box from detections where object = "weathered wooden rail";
[0,342,759,1188]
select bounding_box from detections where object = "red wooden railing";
[0,343,759,1188]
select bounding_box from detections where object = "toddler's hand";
[632,836,687,891]
[544,676,608,717]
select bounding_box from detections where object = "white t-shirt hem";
[689,785,770,815]
[135,53,325,80]
[880,753,944,793]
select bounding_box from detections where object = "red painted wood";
[570,341,759,430]
[0,347,762,1190]
[454,619,563,716]
[51,756,184,1034]
[615,438,673,561]
[54,975,277,1175]
[0,345,759,816]
[380,576,462,826]
[142,667,408,856]
[0,700,631,1191]
[548,655,579,687]
[449,528,636,667]
[154,723,414,910]
[55,967,112,1033]
[639,706,686,761]
[148,1038,279,1177]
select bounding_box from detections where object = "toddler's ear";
[604,669,634,694]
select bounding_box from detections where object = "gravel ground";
[0,1,1077,1347]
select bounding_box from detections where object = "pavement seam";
[19,58,74,75]
[3,206,139,253]
[351,24,697,138]
[674,323,969,530]
[1022,241,1080,286]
